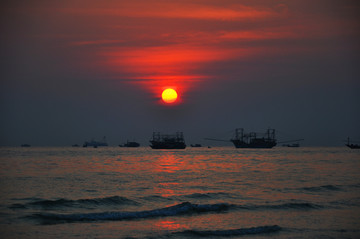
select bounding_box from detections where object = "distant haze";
[1,0,359,146]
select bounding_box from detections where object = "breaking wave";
[10,196,139,209]
[32,202,231,222]
[29,199,322,224]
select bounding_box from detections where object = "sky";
[1,0,359,146]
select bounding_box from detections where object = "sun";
[161,88,178,103]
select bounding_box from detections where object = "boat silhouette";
[119,141,140,147]
[190,144,202,147]
[205,128,277,148]
[83,136,108,147]
[345,137,360,149]
[231,128,277,148]
[150,132,186,149]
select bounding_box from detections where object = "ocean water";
[0,146,359,238]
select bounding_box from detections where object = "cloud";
[70,40,125,46]
[99,44,240,98]
[58,1,281,21]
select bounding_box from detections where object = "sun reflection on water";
[154,220,182,231]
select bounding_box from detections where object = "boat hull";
[150,141,186,149]
[122,142,140,147]
[346,144,360,149]
[83,142,108,147]
[231,140,276,148]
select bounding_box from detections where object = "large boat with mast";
[231,128,277,148]
[345,137,360,149]
[205,128,277,148]
[150,132,186,149]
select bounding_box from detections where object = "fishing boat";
[83,136,108,147]
[280,139,304,147]
[119,141,140,147]
[231,128,277,148]
[150,132,186,149]
[190,144,202,147]
[346,137,360,149]
[282,143,300,147]
[205,128,277,148]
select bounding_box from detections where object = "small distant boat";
[346,137,360,149]
[280,139,304,148]
[119,141,140,147]
[150,132,186,149]
[83,136,108,148]
[72,144,79,147]
[21,144,31,147]
[190,144,202,147]
[282,143,300,147]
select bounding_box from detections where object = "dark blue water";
[0,147,359,238]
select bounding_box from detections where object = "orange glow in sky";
[1,0,359,147]
[69,0,360,106]
[101,45,236,104]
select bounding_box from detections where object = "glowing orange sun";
[161,88,178,103]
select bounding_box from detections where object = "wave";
[30,200,321,224]
[10,196,139,209]
[176,225,281,237]
[141,192,234,203]
[257,202,322,210]
[31,202,231,222]
[301,185,341,192]
[329,197,360,208]
[237,202,322,210]
[15,195,323,215]
[141,195,173,202]
[183,192,232,199]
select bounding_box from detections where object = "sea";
[0,146,359,239]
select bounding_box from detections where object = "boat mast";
[266,128,275,141]
[235,128,244,141]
